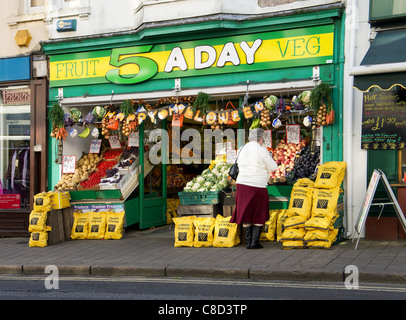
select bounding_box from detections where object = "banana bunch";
[78,126,91,138]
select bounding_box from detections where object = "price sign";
[286,124,300,144]
[361,91,406,149]
[108,135,121,149]
[128,131,139,147]
[62,155,76,174]
[89,139,102,154]
[226,149,237,164]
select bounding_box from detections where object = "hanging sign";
[108,135,121,149]
[128,131,139,147]
[286,124,301,144]
[62,155,76,174]
[49,25,334,88]
[352,169,406,249]
[171,113,184,127]
[89,139,102,154]
[361,91,406,150]
[226,149,237,164]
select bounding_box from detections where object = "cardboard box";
[51,192,70,209]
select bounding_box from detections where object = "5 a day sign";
[49,25,334,87]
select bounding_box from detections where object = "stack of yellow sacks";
[71,211,125,240]
[173,215,240,248]
[28,192,53,247]
[281,161,346,249]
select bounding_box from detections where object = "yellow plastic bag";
[280,227,306,241]
[193,217,216,247]
[105,211,125,240]
[283,214,307,229]
[276,209,289,241]
[294,178,315,188]
[213,215,239,247]
[173,216,195,247]
[33,192,53,212]
[29,231,49,247]
[260,210,278,241]
[28,210,48,233]
[87,211,107,240]
[282,240,306,249]
[304,229,330,242]
[71,212,89,240]
[288,186,313,219]
[312,187,341,219]
[304,216,334,231]
[314,161,346,189]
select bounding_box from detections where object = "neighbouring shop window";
[0,86,31,210]
[370,0,406,22]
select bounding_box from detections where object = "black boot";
[251,225,263,249]
[243,226,252,249]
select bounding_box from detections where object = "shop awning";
[352,29,406,92]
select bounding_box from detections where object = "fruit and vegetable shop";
[38,8,347,248]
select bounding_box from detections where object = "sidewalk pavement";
[1,225,406,284]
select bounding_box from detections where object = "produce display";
[270,139,307,183]
[54,153,102,190]
[183,162,231,192]
[289,145,321,181]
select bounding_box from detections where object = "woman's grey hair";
[248,128,267,142]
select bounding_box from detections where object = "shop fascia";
[49,25,334,88]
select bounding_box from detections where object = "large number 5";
[105,45,158,85]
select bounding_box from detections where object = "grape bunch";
[290,145,320,180]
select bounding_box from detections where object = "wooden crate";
[222,205,236,217]
[46,207,74,245]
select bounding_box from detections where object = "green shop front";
[42,7,345,232]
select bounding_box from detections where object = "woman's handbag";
[228,144,245,181]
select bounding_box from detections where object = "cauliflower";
[298,90,311,106]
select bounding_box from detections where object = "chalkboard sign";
[361,91,406,149]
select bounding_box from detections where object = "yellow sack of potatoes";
[87,211,107,240]
[288,186,313,219]
[29,230,50,247]
[28,210,48,233]
[105,211,125,240]
[294,178,315,188]
[314,161,346,189]
[71,212,89,240]
[276,209,289,241]
[213,215,239,248]
[304,229,330,242]
[312,187,341,219]
[173,216,195,247]
[33,192,53,212]
[260,210,278,241]
[282,240,306,249]
[283,214,307,229]
[304,215,334,231]
[193,217,216,247]
[280,227,306,241]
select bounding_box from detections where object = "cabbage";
[265,95,278,110]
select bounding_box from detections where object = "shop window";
[0,86,31,210]
[370,0,406,23]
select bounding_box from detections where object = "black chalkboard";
[361,91,406,149]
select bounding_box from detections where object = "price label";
[108,135,121,149]
[226,149,237,164]
[128,131,139,147]
[286,124,301,144]
[89,139,102,154]
[62,155,76,174]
